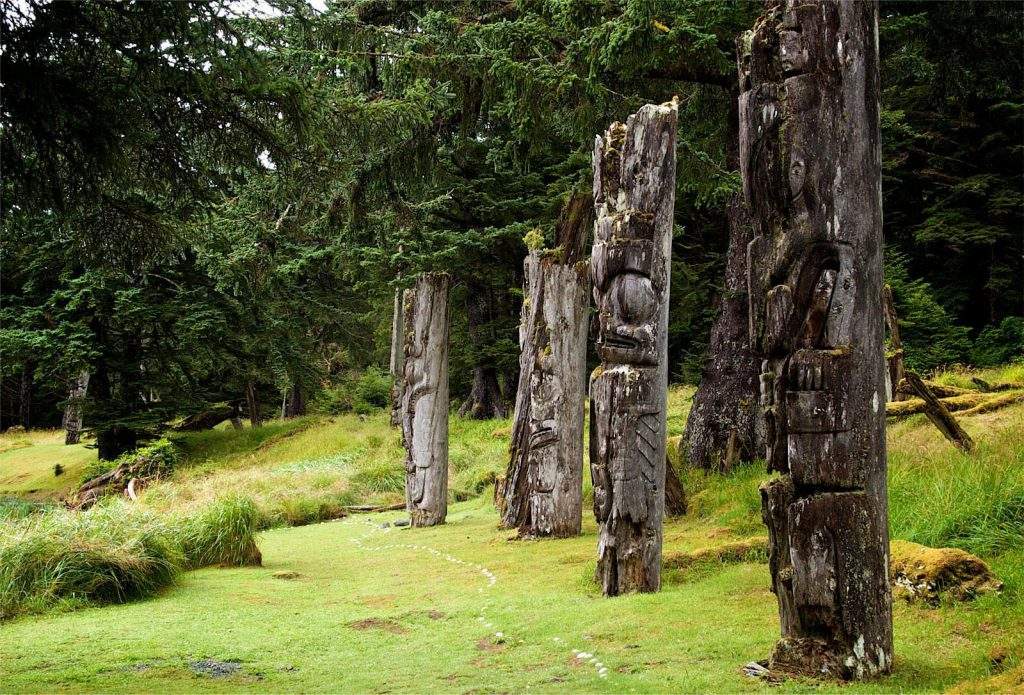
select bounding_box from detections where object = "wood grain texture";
[402,273,450,527]
[740,0,892,678]
[590,101,677,595]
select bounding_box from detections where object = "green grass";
[1,377,1023,692]
[0,504,1019,693]
[0,429,96,500]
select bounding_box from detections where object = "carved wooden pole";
[63,370,90,445]
[881,284,905,402]
[402,273,450,527]
[590,101,677,595]
[501,194,590,537]
[389,288,405,426]
[739,0,892,678]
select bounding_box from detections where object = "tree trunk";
[97,426,137,461]
[283,383,305,418]
[882,284,905,402]
[903,371,975,451]
[501,245,589,537]
[389,288,405,427]
[18,360,35,430]
[459,282,509,419]
[590,101,677,595]
[229,402,243,430]
[402,273,450,527]
[740,0,892,678]
[246,381,263,428]
[664,457,687,516]
[174,405,234,431]
[63,370,90,445]
[684,95,763,471]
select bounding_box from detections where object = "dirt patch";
[272,571,304,580]
[188,659,242,678]
[427,610,446,620]
[476,638,505,653]
[349,618,408,635]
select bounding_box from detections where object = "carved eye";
[789,159,806,193]
[613,273,657,324]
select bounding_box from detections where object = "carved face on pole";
[740,0,891,678]
[589,102,676,595]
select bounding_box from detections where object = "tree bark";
[389,288,405,427]
[882,284,905,402]
[402,273,450,527]
[18,360,35,430]
[282,383,305,418]
[501,247,588,537]
[63,370,90,445]
[459,281,509,420]
[229,402,243,430]
[741,0,892,678]
[903,371,975,451]
[246,381,263,428]
[664,458,687,517]
[590,101,677,595]
[684,96,763,471]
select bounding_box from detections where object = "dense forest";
[2,0,1022,458]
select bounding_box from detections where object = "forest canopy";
[2,0,1022,456]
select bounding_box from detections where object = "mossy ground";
[1,366,1022,692]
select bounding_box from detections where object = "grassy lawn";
[1,369,1022,692]
[1,501,1019,693]
[0,430,95,501]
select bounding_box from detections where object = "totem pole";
[739,0,892,678]
[402,272,450,527]
[590,101,677,595]
[501,193,591,537]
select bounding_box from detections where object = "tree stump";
[739,0,892,678]
[389,288,405,427]
[590,101,677,595]
[501,243,588,537]
[62,370,89,445]
[402,273,450,527]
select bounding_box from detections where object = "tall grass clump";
[888,409,1024,556]
[175,495,262,569]
[0,494,264,620]
[0,503,181,619]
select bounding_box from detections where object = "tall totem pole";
[739,0,892,678]
[590,101,677,595]
[402,273,450,527]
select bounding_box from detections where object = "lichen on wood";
[739,0,892,678]
[589,100,677,595]
[402,273,450,527]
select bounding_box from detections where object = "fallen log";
[895,379,975,399]
[173,405,234,432]
[957,391,1024,417]
[972,377,1024,393]
[886,393,990,417]
[343,502,405,513]
[903,371,975,452]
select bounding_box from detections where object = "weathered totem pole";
[501,193,591,537]
[590,101,677,595]
[389,288,405,426]
[402,272,450,527]
[739,0,892,678]
[63,370,90,445]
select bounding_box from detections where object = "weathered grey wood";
[246,381,263,428]
[664,457,687,517]
[590,101,677,595]
[882,284,905,402]
[904,371,975,452]
[63,370,89,445]
[501,247,588,537]
[740,0,892,678]
[402,273,450,527]
[389,288,405,427]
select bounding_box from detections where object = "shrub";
[354,367,392,413]
[972,317,1024,367]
